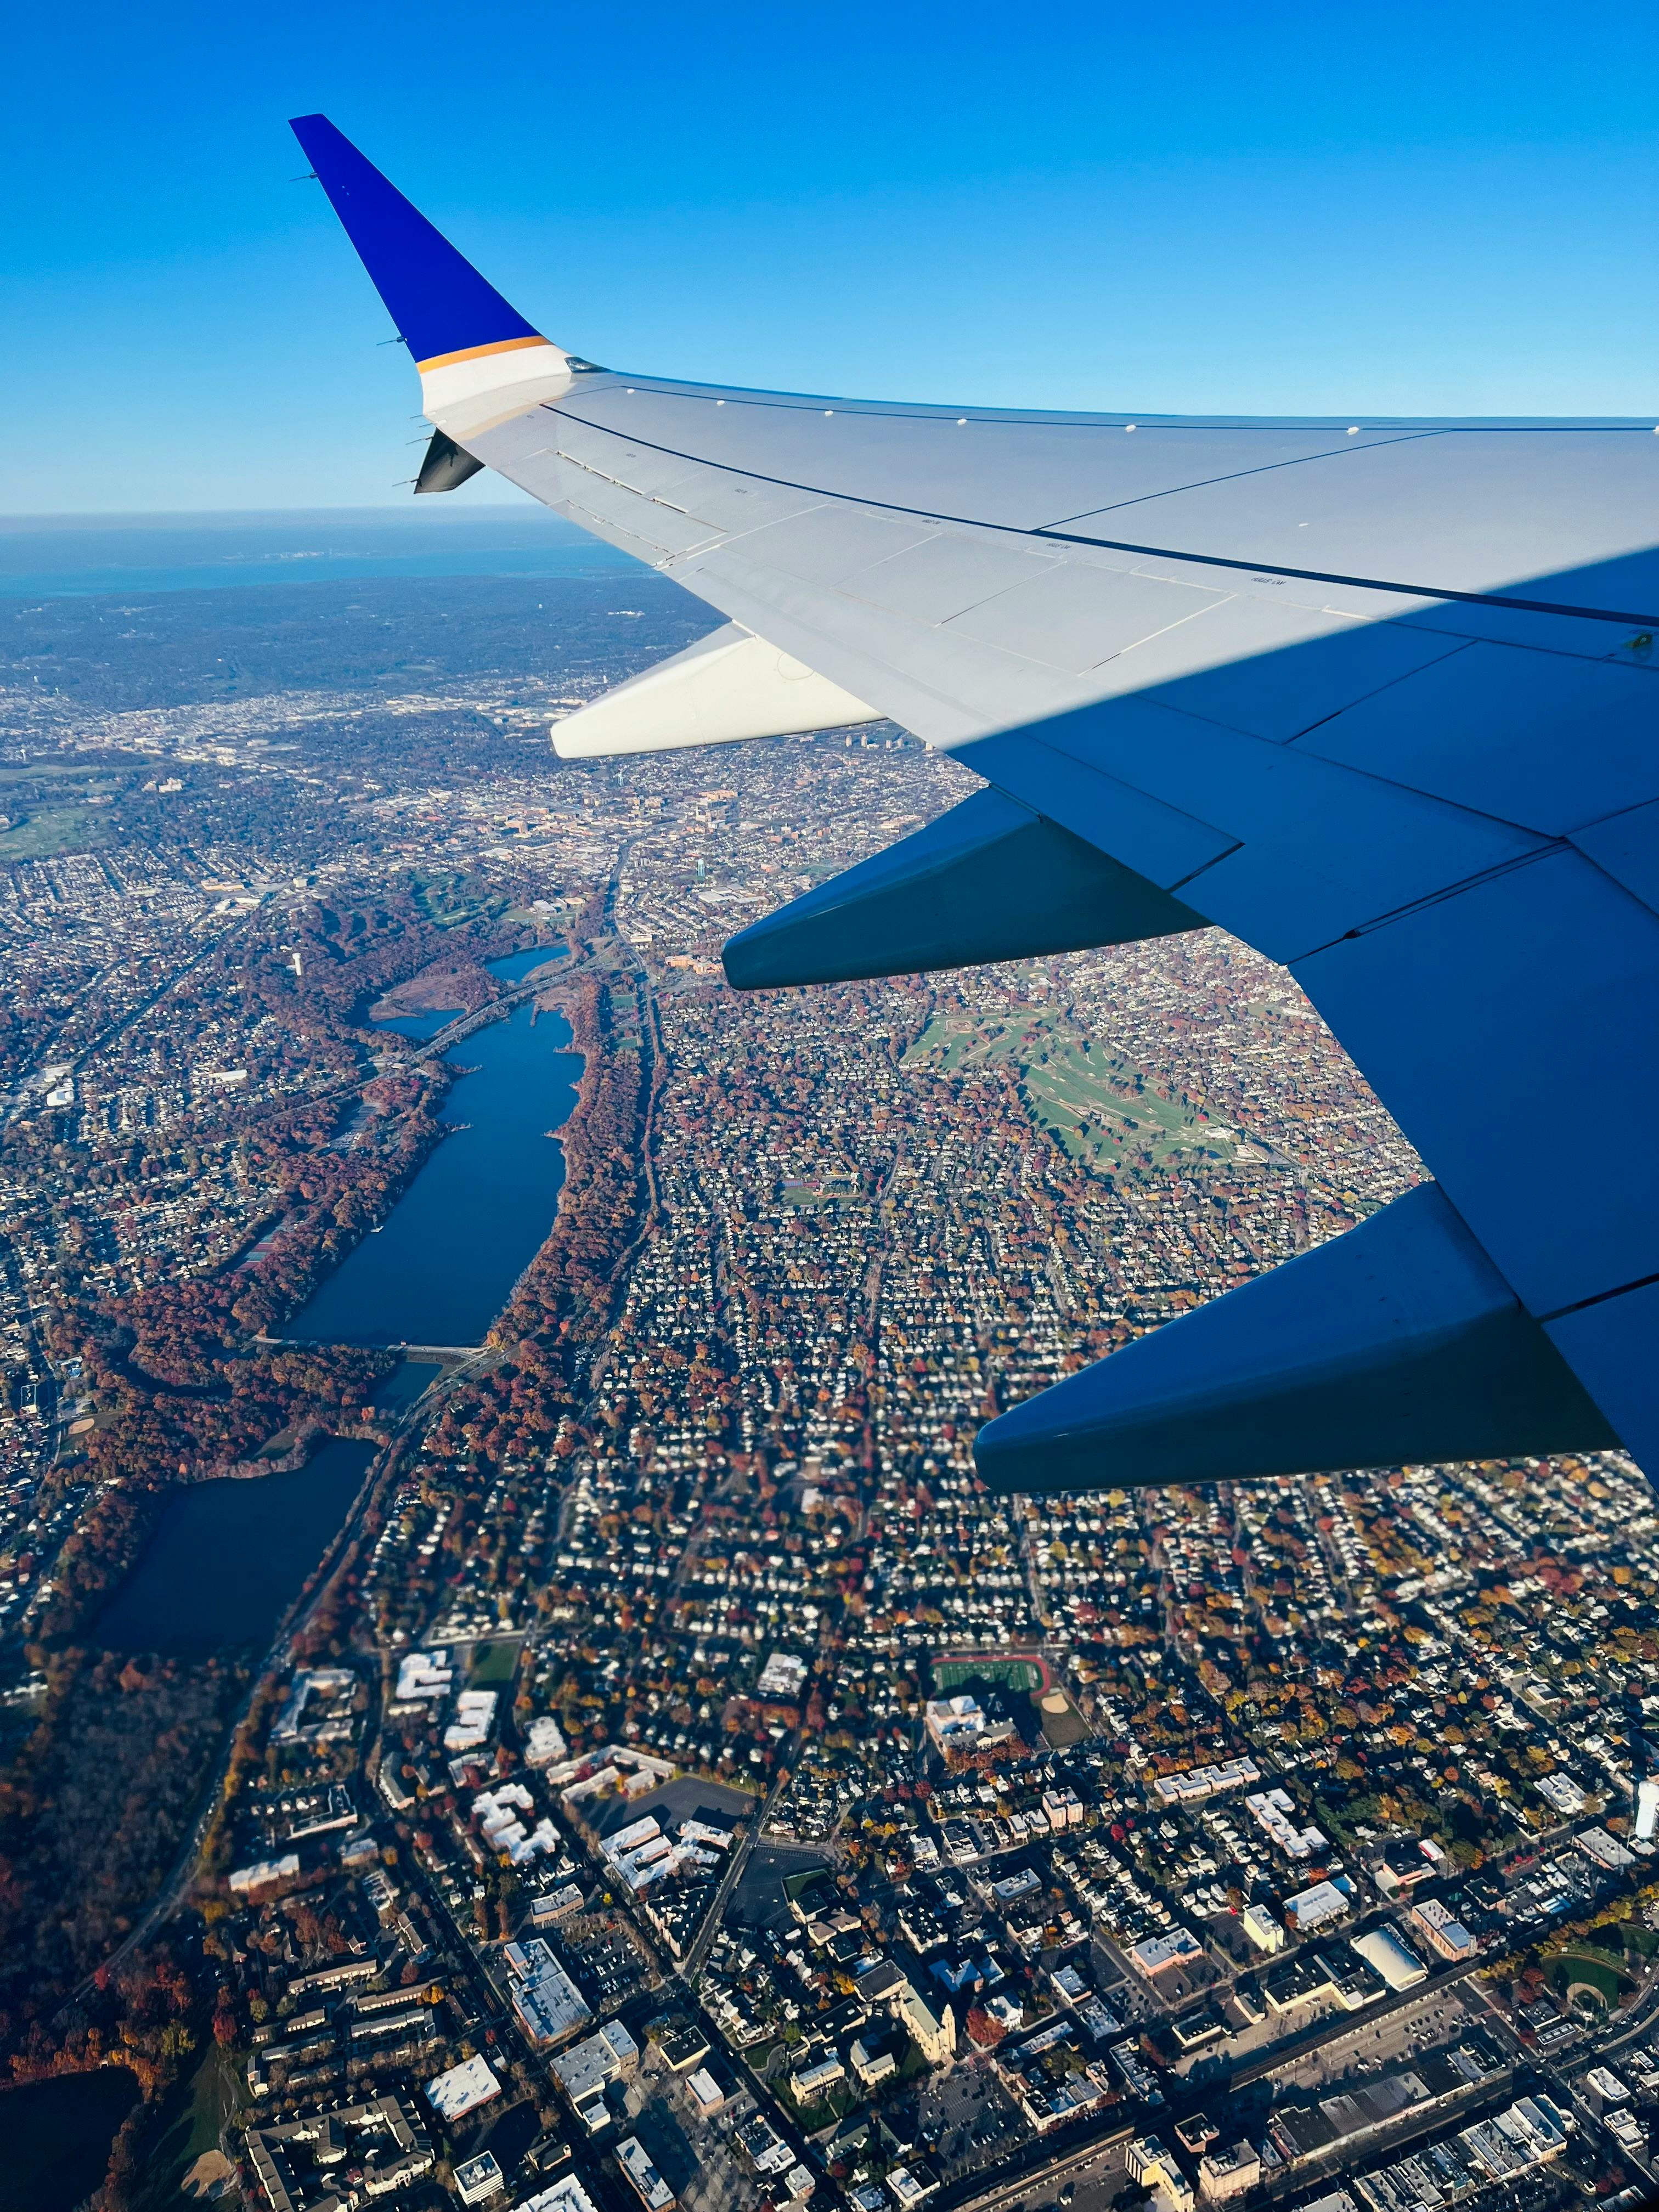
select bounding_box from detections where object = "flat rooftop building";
[503,1937,591,2047]
[617,2136,675,2212]
[425,2056,501,2124]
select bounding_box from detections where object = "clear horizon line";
[0,501,561,526]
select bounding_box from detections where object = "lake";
[0,2068,140,2212]
[93,1439,377,1655]
[286,996,582,1348]
[370,1359,442,1415]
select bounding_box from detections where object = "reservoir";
[93,1438,377,1654]
[286,994,582,1348]
[94,957,579,1650]
[0,2067,140,2212]
[375,943,562,1041]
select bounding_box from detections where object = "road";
[676,1771,792,1983]
[944,2120,1135,2212]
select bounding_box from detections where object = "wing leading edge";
[292,116,1659,1487]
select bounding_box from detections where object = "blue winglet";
[289,114,540,367]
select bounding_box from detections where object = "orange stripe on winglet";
[416,334,552,373]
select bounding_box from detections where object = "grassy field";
[932,1656,1047,1695]
[0,762,130,789]
[468,1637,522,1685]
[0,803,120,861]
[132,2044,241,2212]
[905,1011,1235,1175]
[0,761,133,861]
[1548,1950,1629,2005]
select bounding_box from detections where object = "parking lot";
[560,1907,659,2011]
[1266,1986,1474,2094]
[918,2057,1032,2183]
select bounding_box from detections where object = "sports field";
[931,1654,1050,1695]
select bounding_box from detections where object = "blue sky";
[7,0,1655,511]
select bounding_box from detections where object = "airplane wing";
[291,115,1659,1490]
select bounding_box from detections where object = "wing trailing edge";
[972,1180,1618,1494]
[723,787,1204,989]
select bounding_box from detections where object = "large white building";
[424,2056,501,2124]
[1350,1926,1428,1993]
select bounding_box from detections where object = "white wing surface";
[292,114,1659,1488]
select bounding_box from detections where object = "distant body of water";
[287,994,582,1349]
[0,507,639,597]
[93,1440,376,1655]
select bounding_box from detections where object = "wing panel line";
[543,402,1659,628]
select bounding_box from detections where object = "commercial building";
[455,2151,506,2205]
[424,2057,502,2124]
[1370,1837,1448,1898]
[1127,2137,1196,2212]
[1282,1877,1353,1937]
[686,2066,727,2116]
[552,2018,641,2132]
[1351,1927,1428,1993]
[516,2181,602,2212]
[503,1937,592,2047]
[1409,1895,1477,1963]
[1129,1926,1203,1980]
[1240,1904,1284,1954]
[1197,2142,1261,2204]
[886,2168,939,2211]
[617,2136,676,2211]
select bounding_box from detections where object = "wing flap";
[974,695,1548,963]
[1299,640,1658,834]
[972,1181,1617,1494]
[1295,847,1659,1324]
